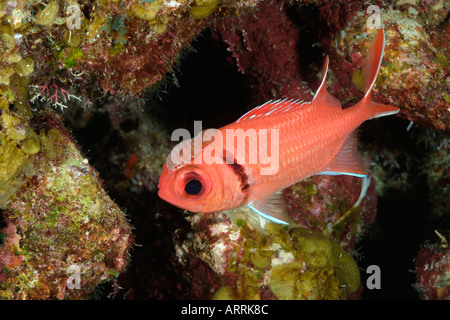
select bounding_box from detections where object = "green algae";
[63,48,84,68]
[213,286,236,300]
[200,209,360,300]
[0,134,34,207]
[250,251,271,269]
[0,109,39,207]
[190,0,219,20]
[0,85,14,110]
[34,1,59,26]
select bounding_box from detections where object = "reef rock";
[175,209,361,300]
[284,175,377,252]
[0,0,264,105]
[414,234,449,300]
[324,1,449,131]
[0,113,133,299]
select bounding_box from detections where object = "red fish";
[158,29,399,224]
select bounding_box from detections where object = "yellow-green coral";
[2,109,39,138]
[0,110,37,207]
[14,57,34,77]
[62,30,82,48]
[34,1,59,26]
[0,16,34,117]
[20,129,41,155]
[0,85,14,109]
[0,67,14,85]
[212,286,236,300]
[0,32,15,54]
[129,0,163,21]
[288,227,360,294]
[85,16,109,42]
[185,208,360,300]
[266,224,359,299]
[0,137,33,206]
[351,69,364,93]
[190,0,219,20]
[150,15,169,34]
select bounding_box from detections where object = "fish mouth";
[157,186,169,202]
[158,187,202,212]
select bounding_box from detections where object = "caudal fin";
[360,29,399,119]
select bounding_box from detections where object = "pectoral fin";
[247,192,290,225]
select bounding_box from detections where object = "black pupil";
[185,179,203,195]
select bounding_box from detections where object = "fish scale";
[217,101,357,203]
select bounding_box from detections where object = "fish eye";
[174,168,211,201]
[184,179,203,195]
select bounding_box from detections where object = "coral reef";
[0,0,262,107]
[0,0,261,300]
[218,0,449,131]
[354,111,449,299]
[175,209,360,300]
[283,175,377,252]
[57,0,448,300]
[216,0,314,103]
[0,113,133,299]
[0,0,448,301]
[323,2,449,131]
[414,233,449,300]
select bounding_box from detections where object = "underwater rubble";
[0,0,448,299]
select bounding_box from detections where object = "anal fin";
[248,192,290,225]
[318,131,367,177]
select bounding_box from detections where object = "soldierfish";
[158,29,399,224]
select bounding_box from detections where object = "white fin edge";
[363,29,386,99]
[248,203,290,225]
[312,56,329,102]
[318,171,367,178]
[354,175,372,207]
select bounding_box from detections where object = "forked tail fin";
[359,29,399,119]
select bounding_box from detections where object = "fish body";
[158,29,399,224]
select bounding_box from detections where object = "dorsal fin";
[236,99,307,123]
[311,55,342,108]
